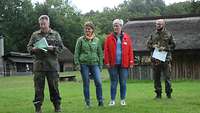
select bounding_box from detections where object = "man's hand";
[159,46,165,51]
[153,44,158,48]
[32,47,43,53]
[47,45,55,51]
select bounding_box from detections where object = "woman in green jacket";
[74,21,103,107]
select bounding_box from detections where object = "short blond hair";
[84,21,95,30]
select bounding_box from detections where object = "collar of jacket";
[155,28,166,34]
[38,28,53,34]
[113,31,124,40]
[84,34,95,41]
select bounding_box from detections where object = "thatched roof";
[3,49,74,63]
[123,16,200,51]
[4,52,32,57]
[58,47,73,63]
[3,52,33,63]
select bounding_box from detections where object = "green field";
[0,70,200,113]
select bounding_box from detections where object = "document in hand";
[33,37,49,51]
[152,48,168,62]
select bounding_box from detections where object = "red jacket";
[104,32,135,68]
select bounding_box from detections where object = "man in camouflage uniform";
[147,19,175,99]
[27,15,64,113]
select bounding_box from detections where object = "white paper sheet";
[34,37,49,51]
[152,48,168,62]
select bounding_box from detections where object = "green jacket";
[74,36,103,66]
[146,29,176,61]
[27,29,65,71]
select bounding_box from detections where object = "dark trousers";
[153,62,172,95]
[33,71,61,106]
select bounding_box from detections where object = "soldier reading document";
[27,15,64,113]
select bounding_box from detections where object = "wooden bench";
[59,75,76,81]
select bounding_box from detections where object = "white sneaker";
[109,100,115,106]
[120,100,126,106]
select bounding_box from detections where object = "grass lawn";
[0,70,200,113]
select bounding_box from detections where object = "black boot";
[154,90,162,99]
[166,89,172,98]
[34,104,42,113]
[155,93,161,99]
[53,102,61,112]
[166,93,171,98]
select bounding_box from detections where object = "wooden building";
[123,16,200,80]
[0,35,4,76]
[58,47,74,72]
[2,52,33,76]
[1,47,74,76]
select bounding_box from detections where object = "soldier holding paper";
[27,15,64,113]
[146,19,175,99]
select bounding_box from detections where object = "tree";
[82,0,166,35]
[191,0,200,14]
[164,1,192,15]
[0,0,35,52]
[0,0,82,53]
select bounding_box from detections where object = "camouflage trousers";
[152,61,172,95]
[33,71,61,107]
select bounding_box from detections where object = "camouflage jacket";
[146,29,176,62]
[27,29,65,71]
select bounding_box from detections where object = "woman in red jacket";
[104,19,134,106]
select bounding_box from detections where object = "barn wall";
[64,63,74,71]
[128,64,153,80]
[172,50,200,80]
[129,50,200,80]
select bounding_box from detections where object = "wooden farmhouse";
[0,48,74,76]
[123,16,200,80]
[58,47,74,72]
[2,52,33,76]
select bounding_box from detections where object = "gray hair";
[113,19,124,26]
[38,15,50,23]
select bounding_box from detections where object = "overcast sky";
[32,0,189,14]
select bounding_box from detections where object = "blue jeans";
[80,64,103,103]
[108,65,128,100]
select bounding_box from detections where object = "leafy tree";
[164,1,192,15]
[82,0,166,35]
[0,0,198,54]
[191,0,200,14]
[0,0,82,53]
[0,0,35,52]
